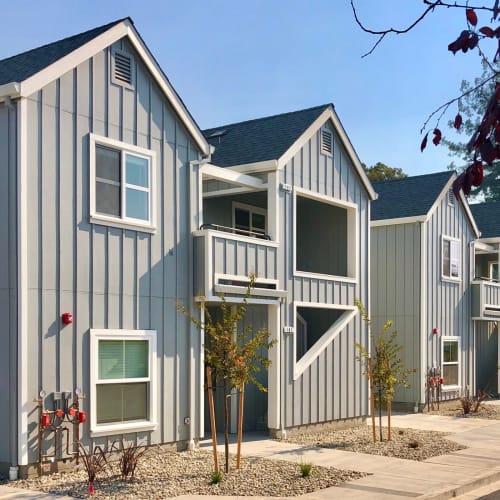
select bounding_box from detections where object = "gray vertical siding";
[280,125,370,428]
[0,104,17,472]
[24,39,202,463]
[424,194,475,400]
[371,223,421,404]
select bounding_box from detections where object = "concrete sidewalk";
[2,411,500,499]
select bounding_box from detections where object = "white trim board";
[1,19,209,155]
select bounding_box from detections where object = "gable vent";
[448,188,455,206]
[321,128,333,156]
[113,51,133,86]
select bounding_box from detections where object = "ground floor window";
[442,336,460,388]
[90,329,157,435]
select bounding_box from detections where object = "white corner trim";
[419,222,427,405]
[293,306,356,380]
[17,97,29,466]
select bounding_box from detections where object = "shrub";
[210,470,223,484]
[119,440,147,481]
[300,462,313,477]
[78,442,111,493]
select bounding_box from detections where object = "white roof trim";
[371,215,426,227]
[226,160,278,173]
[424,173,480,238]
[4,19,209,155]
[276,106,377,200]
[200,163,265,189]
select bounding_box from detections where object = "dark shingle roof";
[371,171,454,221]
[0,18,127,85]
[203,104,330,167]
[470,201,500,239]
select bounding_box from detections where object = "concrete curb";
[419,465,500,499]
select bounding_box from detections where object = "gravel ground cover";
[13,447,366,498]
[424,399,500,419]
[286,425,466,461]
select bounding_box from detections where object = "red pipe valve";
[78,410,87,424]
[41,413,51,427]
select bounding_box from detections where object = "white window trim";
[441,235,461,283]
[293,187,358,282]
[441,335,460,391]
[89,133,157,233]
[232,201,268,235]
[90,329,157,437]
[293,302,356,380]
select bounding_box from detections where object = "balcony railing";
[193,227,283,301]
[471,279,500,319]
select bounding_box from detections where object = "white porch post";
[267,304,280,430]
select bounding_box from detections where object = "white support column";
[267,304,280,430]
[267,172,279,242]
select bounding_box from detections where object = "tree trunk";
[387,397,392,441]
[223,377,230,473]
[378,386,383,442]
[206,366,219,472]
[368,358,376,443]
[236,384,244,469]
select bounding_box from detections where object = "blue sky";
[0,1,484,175]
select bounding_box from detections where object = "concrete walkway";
[3,410,500,499]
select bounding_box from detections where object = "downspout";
[187,158,208,450]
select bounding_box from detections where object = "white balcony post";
[267,172,279,242]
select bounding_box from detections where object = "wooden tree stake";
[368,357,377,443]
[206,366,219,472]
[236,384,244,469]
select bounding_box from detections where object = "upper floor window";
[442,236,461,281]
[232,202,267,237]
[490,261,499,281]
[90,134,156,232]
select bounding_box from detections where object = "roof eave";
[276,106,377,200]
[9,19,210,155]
[0,82,21,101]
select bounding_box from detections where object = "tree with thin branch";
[355,299,415,441]
[177,275,276,474]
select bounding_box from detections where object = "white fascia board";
[476,237,500,245]
[276,106,377,200]
[200,163,265,189]
[424,174,455,223]
[371,215,426,227]
[458,190,481,238]
[17,19,210,156]
[0,82,21,100]
[225,160,278,173]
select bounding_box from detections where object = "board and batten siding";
[370,223,421,405]
[0,104,18,473]
[23,38,202,464]
[424,194,475,399]
[279,122,370,428]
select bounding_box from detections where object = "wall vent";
[447,188,455,206]
[321,128,333,156]
[112,50,134,87]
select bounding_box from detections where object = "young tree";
[362,162,408,182]
[355,299,415,441]
[177,276,276,474]
[351,1,500,197]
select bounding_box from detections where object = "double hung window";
[90,134,155,231]
[442,337,460,388]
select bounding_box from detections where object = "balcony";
[471,280,500,319]
[193,224,284,301]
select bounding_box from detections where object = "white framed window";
[90,329,157,436]
[89,134,156,232]
[442,236,461,281]
[489,261,499,281]
[441,336,460,390]
[232,202,267,237]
